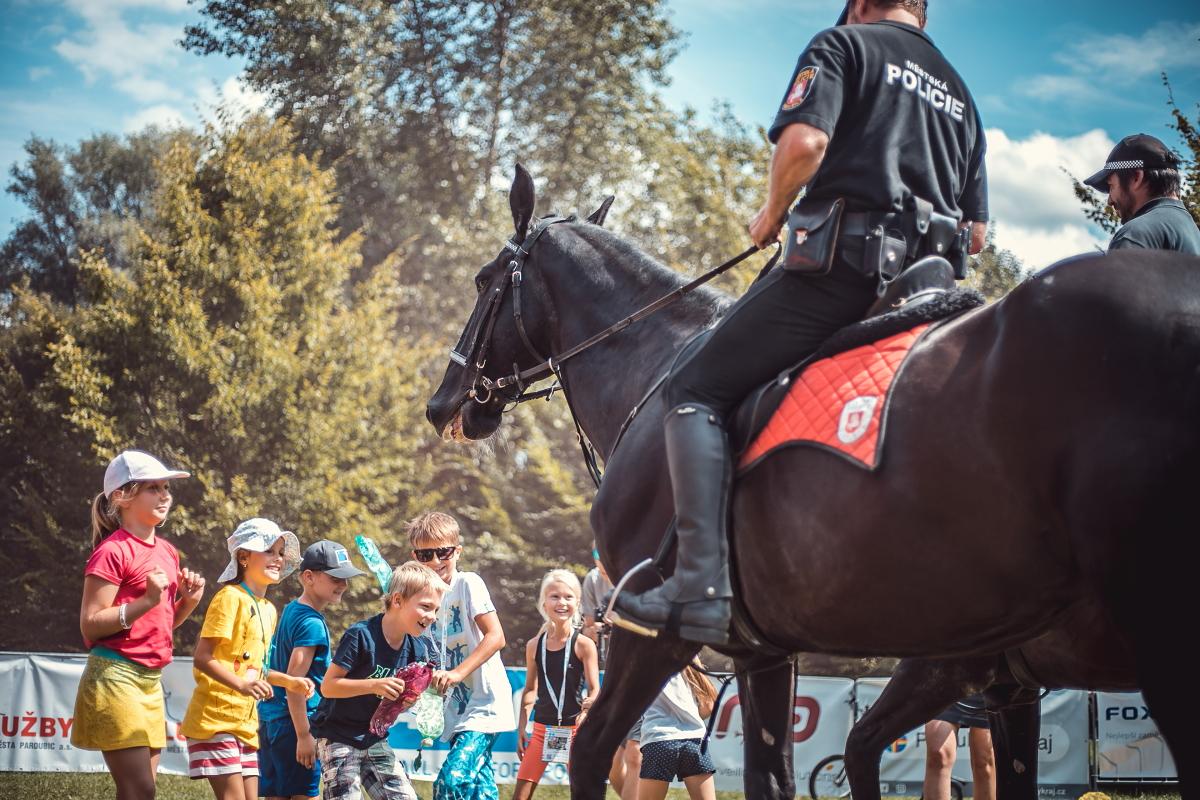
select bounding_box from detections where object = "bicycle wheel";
[809,754,852,800]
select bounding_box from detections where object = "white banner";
[704,676,856,793]
[1,652,1178,791]
[854,680,1090,797]
[1095,691,1178,780]
[0,652,193,774]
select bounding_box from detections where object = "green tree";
[1,128,195,305]
[184,0,680,273]
[966,225,1028,301]
[0,116,433,647]
[0,114,607,652]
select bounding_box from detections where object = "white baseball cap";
[218,518,302,583]
[104,450,190,498]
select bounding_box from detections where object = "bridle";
[448,213,776,485]
[450,214,576,409]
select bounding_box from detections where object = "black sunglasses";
[413,546,458,563]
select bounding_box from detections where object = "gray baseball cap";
[103,450,189,498]
[299,540,367,579]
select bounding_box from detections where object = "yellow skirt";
[71,650,166,751]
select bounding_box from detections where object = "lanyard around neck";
[239,582,269,672]
[539,630,575,725]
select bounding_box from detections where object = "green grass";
[0,772,1182,800]
[0,772,746,799]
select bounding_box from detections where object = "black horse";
[426,167,1197,798]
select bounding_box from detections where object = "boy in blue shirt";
[311,561,446,800]
[259,540,366,800]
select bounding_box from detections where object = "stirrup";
[604,558,660,638]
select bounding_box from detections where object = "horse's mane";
[564,221,732,322]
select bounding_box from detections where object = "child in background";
[636,662,719,800]
[310,561,446,800]
[513,569,599,800]
[407,511,516,800]
[258,540,367,800]
[73,450,205,800]
[181,518,313,800]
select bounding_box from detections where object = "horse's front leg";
[570,629,698,800]
[844,656,1000,800]
[734,654,797,800]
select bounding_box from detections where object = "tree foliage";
[1,129,195,306]
[184,0,682,274]
[0,116,596,649]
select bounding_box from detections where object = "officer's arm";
[751,123,830,248]
[968,221,986,255]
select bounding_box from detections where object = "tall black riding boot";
[610,403,733,645]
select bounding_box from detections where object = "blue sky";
[2,0,1199,266]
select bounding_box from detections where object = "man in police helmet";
[611,0,988,645]
[1083,133,1200,254]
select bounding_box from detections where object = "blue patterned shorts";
[433,730,499,800]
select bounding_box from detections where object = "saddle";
[729,257,982,466]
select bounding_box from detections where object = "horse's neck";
[545,236,723,458]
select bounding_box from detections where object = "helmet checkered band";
[1105,160,1145,170]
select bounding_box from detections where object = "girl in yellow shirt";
[181,518,313,799]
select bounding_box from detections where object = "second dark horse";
[425,167,1197,798]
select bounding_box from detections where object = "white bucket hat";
[218,518,302,583]
[104,450,190,498]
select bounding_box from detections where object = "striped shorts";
[186,732,259,779]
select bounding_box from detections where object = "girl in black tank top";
[513,570,600,799]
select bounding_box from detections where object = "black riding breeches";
[663,258,879,419]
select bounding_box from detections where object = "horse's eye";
[475,276,487,293]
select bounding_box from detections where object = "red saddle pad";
[738,323,931,471]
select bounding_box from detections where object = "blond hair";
[537,569,582,631]
[683,661,719,720]
[405,511,461,548]
[383,561,446,610]
[89,484,149,549]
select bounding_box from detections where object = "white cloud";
[116,74,180,104]
[1056,22,1200,84]
[28,67,53,81]
[1023,21,1200,103]
[992,222,1106,271]
[53,1,184,94]
[196,76,273,123]
[984,127,1111,267]
[123,104,188,133]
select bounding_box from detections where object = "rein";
[451,214,779,485]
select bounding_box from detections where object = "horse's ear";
[586,195,616,227]
[510,163,535,240]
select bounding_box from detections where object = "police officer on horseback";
[611,0,989,646]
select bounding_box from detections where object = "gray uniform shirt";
[1108,198,1200,254]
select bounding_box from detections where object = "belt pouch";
[864,224,908,282]
[782,197,845,275]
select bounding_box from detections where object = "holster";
[909,195,968,278]
[782,197,845,275]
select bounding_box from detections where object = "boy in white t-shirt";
[406,512,515,800]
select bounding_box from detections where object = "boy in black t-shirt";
[311,561,445,800]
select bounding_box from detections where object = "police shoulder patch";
[782,66,819,111]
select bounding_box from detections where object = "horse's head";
[426,164,614,441]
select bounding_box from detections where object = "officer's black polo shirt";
[769,20,988,223]
[1108,197,1200,255]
